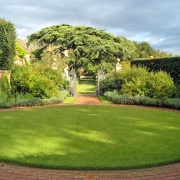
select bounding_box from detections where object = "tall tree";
[27,24,171,74]
[136,41,155,58]
[135,41,172,58]
[27,24,138,74]
[0,18,16,70]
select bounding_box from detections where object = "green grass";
[77,83,96,94]
[99,96,114,104]
[63,97,77,104]
[0,106,179,170]
[79,79,95,84]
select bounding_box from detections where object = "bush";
[0,91,69,108]
[11,64,67,99]
[101,66,176,99]
[171,86,180,98]
[120,66,149,96]
[146,71,175,99]
[104,92,180,110]
[131,57,180,85]
[0,94,13,108]
[100,71,124,93]
[0,75,13,108]
[15,42,28,58]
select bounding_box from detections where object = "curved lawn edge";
[0,105,179,170]
[0,158,180,170]
[0,103,179,113]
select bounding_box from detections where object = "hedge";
[0,91,69,108]
[104,92,180,110]
[131,57,180,85]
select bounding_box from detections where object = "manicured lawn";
[0,106,179,169]
[99,96,114,104]
[77,83,96,94]
[63,97,77,104]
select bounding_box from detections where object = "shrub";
[0,75,13,108]
[171,86,180,98]
[13,91,69,107]
[120,66,149,96]
[100,71,124,93]
[11,64,67,99]
[131,57,180,85]
[15,42,28,58]
[101,66,176,99]
[0,94,12,108]
[104,92,180,109]
[146,71,175,99]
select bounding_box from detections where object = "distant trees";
[136,41,155,58]
[27,24,172,75]
[135,41,172,59]
[0,18,16,70]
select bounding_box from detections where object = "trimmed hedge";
[104,92,180,110]
[0,91,69,108]
[13,97,64,107]
[131,57,180,85]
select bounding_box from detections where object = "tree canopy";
[27,24,171,74]
[27,24,138,73]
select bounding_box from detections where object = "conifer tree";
[0,18,16,70]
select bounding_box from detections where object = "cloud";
[0,0,180,55]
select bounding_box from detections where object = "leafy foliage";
[135,41,155,58]
[100,71,125,92]
[13,91,69,107]
[134,41,172,59]
[27,24,139,74]
[0,90,69,108]
[0,75,12,107]
[40,45,67,69]
[101,66,176,99]
[0,18,16,70]
[131,57,180,85]
[27,24,172,76]
[11,64,67,99]
[15,42,28,58]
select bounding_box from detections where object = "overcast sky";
[1,0,180,55]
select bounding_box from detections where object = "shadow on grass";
[0,106,180,169]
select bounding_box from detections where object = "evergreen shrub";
[0,18,16,70]
[104,92,180,110]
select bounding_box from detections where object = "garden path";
[0,161,179,180]
[75,94,102,105]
